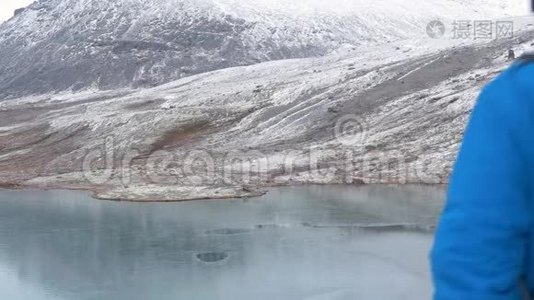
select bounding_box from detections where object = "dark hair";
[519,53,534,61]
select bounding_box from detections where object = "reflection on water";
[0,185,445,300]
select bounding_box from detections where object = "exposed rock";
[13,8,26,16]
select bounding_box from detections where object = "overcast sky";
[0,0,33,22]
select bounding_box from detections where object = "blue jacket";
[431,61,534,300]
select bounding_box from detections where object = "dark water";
[0,185,445,300]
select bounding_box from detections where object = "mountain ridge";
[0,0,527,99]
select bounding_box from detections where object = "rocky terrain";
[0,0,533,201]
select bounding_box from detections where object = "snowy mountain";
[0,0,527,98]
[2,14,534,200]
[0,0,533,200]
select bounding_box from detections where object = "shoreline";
[0,180,447,203]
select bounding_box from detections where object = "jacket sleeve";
[431,67,533,300]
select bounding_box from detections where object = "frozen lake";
[0,185,445,300]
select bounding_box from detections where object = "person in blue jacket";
[431,55,534,299]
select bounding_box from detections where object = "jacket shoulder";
[518,51,534,62]
[487,58,534,95]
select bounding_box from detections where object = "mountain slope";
[1,18,533,200]
[0,0,527,99]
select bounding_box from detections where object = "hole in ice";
[204,228,251,235]
[195,252,229,263]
